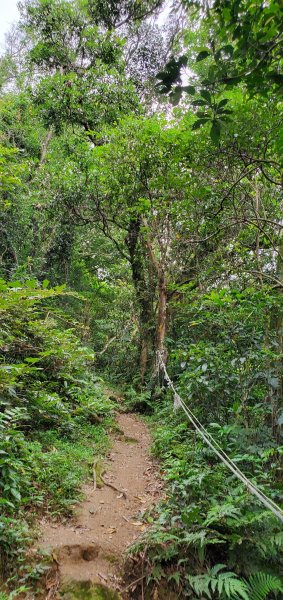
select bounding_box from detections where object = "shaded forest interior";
[0,0,282,598]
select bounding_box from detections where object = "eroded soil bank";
[38,414,162,598]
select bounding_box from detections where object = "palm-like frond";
[187,565,249,599]
[245,572,283,600]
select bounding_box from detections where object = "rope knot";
[173,393,182,412]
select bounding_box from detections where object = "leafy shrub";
[170,287,282,433]
[129,403,282,597]
[0,279,112,582]
[128,286,283,598]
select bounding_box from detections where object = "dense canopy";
[0,1,282,598]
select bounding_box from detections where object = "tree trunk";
[268,233,283,443]
[152,271,168,387]
[274,235,283,442]
[156,272,168,363]
[125,217,155,383]
[140,330,151,385]
[40,127,53,165]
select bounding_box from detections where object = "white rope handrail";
[157,352,283,524]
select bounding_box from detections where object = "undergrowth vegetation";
[0,279,114,586]
[132,406,283,598]
[0,0,283,597]
[128,286,283,598]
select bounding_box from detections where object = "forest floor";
[38,413,162,599]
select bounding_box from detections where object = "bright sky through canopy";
[0,0,20,51]
[0,0,170,53]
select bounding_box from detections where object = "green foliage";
[158,0,283,140]
[186,0,283,95]
[1,1,283,597]
[0,279,113,581]
[128,285,283,596]
[21,0,140,133]
[187,564,250,599]
[246,572,283,600]
[187,566,283,599]
[0,146,24,209]
[170,287,283,429]
[129,397,282,596]
[0,93,44,159]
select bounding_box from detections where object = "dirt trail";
[39,413,161,598]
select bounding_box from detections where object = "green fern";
[245,572,283,600]
[187,567,283,600]
[268,532,283,550]
[187,573,212,598]
[0,587,29,599]
[182,529,224,547]
[257,531,283,557]
[187,565,249,599]
[204,503,241,526]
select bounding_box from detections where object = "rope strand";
[158,352,283,524]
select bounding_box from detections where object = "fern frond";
[210,564,227,576]
[182,529,224,547]
[183,530,208,546]
[221,574,249,599]
[204,504,241,526]
[187,573,212,599]
[246,572,283,600]
[268,531,283,549]
[187,567,249,600]
[217,573,249,599]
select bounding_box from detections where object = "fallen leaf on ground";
[52,551,59,564]
[107,527,117,534]
[131,521,143,526]
[135,495,146,503]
